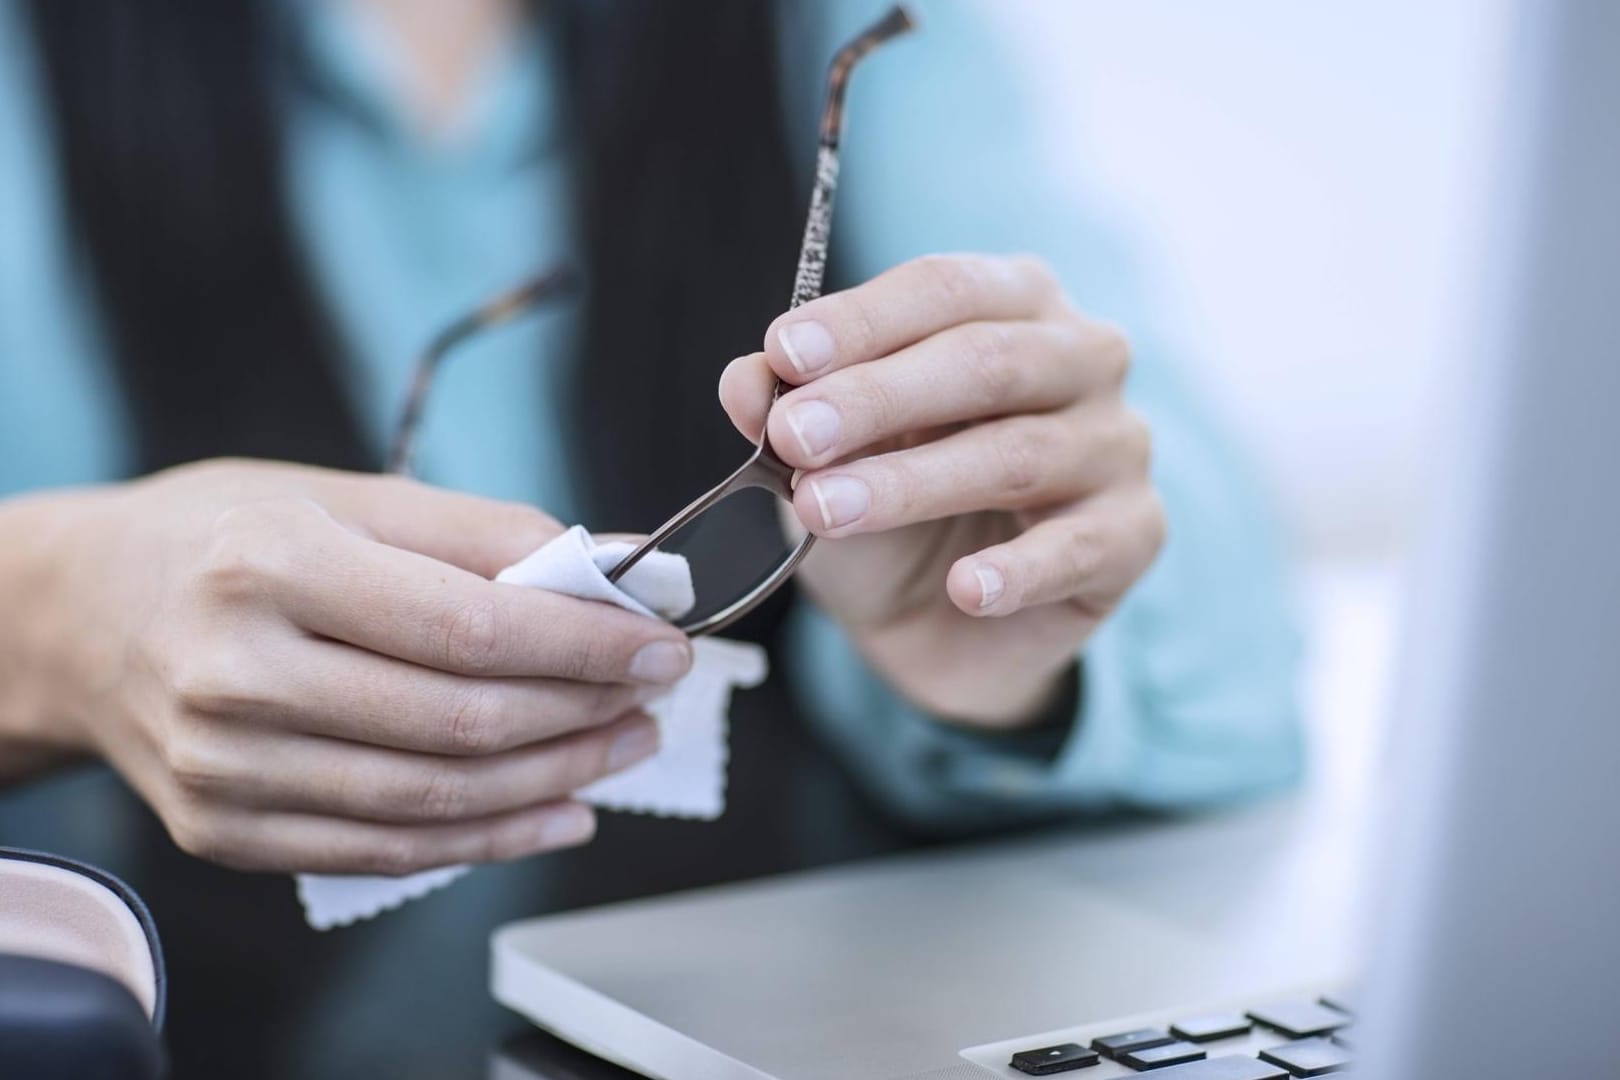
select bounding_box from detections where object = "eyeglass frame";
[384,5,917,638]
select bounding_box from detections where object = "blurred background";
[978,0,1517,787]
[990,0,1511,565]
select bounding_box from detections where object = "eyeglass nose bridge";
[733,437,797,498]
[604,436,813,639]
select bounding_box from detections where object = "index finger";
[320,472,566,579]
[763,253,1059,384]
[270,517,693,684]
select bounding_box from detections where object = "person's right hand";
[38,459,693,875]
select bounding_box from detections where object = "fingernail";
[537,803,596,848]
[608,718,660,771]
[779,321,835,375]
[785,399,841,458]
[628,640,691,684]
[809,475,870,530]
[974,564,1005,609]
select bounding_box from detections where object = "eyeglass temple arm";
[789,4,916,314]
[605,6,917,633]
[384,267,577,476]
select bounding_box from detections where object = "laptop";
[490,2,1620,1076]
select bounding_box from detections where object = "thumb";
[718,351,773,444]
[325,473,565,578]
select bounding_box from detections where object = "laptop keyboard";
[974,992,1357,1077]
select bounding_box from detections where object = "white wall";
[986,1,1511,560]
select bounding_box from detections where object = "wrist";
[0,486,121,773]
[1002,661,1083,736]
[854,622,1081,732]
[940,661,1076,733]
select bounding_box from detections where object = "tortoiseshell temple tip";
[385,264,577,475]
[854,5,917,61]
[818,5,920,146]
[497,267,578,320]
[879,5,917,37]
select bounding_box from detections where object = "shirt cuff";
[785,601,1118,831]
[785,598,1304,834]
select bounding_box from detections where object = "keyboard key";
[1092,1028,1175,1059]
[1258,1037,1352,1076]
[1170,1013,1254,1043]
[1120,1040,1207,1070]
[1009,1042,1101,1074]
[1147,1057,1288,1080]
[1245,1001,1351,1039]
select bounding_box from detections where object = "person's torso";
[0,1,582,514]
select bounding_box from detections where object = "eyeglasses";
[386,5,917,637]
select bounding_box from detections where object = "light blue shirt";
[0,0,1303,828]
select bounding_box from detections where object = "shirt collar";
[283,0,563,169]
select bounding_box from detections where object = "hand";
[720,254,1165,729]
[28,460,694,874]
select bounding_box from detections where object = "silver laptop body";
[491,2,1620,1076]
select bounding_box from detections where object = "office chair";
[0,846,166,1079]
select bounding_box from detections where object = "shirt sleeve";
[774,0,1305,831]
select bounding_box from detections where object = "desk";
[0,564,1393,1080]
[494,562,1395,1079]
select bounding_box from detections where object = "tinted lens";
[650,485,798,631]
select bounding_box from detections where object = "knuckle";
[1049,318,1088,369]
[323,755,363,813]
[487,825,534,862]
[1063,524,1107,585]
[550,627,608,682]
[414,764,471,822]
[474,822,517,864]
[567,732,618,788]
[479,816,539,863]
[197,506,289,602]
[161,719,230,796]
[1008,253,1059,296]
[581,682,632,728]
[991,421,1050,499]
[851,369,906,439]
[835,290,884,358]
[195,495,322,599]
[913,253,980,305]
[956,322,1021,408]
[877,458,922,521]
[540,682,620,736]
[1096,323,1133,384]
[164,651,246,716]
[443,682,508,755]
[367,833,428,877]
[440,598,509,675]
[166,802,225,863]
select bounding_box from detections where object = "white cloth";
[295,526,767,930]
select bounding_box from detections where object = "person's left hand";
[720,253,1166,730]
